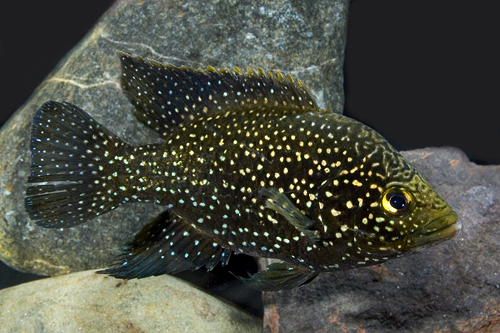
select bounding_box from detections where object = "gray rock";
[263,147,500,333]
[0,0,349,276]
[0,269,262,333]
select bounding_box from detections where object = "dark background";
[0,0,498,296]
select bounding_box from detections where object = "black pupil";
[389,193,407,210]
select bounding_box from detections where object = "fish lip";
[410,210,460,247]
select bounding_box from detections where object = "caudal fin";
[26,101,128,228]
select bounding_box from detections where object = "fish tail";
[26,101,128,228]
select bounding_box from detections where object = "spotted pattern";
[26,55,458,284]
[120,106,419,270]
[119,52,318,138]
[26,101,128,227]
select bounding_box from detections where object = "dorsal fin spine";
[119,53,320,138]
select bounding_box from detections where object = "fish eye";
[381,188,412,215]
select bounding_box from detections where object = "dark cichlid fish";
[25,52,460,290]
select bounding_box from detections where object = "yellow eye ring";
[382,188,413,215]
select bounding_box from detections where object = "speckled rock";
[0,0,349,276]
[0,269,261,333]
[263,147,500,333]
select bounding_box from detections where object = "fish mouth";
[410,210,460,247]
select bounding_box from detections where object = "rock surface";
[263,147,500,333]
[0,0,349,276]
[0,269,261,333]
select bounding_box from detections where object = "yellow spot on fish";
[331,208,341,217]
[352,179,363,187]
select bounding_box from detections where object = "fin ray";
[238,262,318,291]
[25,101,127,228]
[260,188,320,242]
[98,210,233,279]
[119,52,320,137]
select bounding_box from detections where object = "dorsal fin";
[118,52,320,137]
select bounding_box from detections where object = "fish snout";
[411,210,460,247]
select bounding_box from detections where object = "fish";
[25,52,460,291]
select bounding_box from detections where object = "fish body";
[25,53,459,290]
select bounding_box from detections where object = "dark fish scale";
[25,53,459,290]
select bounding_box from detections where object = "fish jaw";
[408,209,460,248]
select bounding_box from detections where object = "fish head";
[384,173,460,250]
[350,172,460,260]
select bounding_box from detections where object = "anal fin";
[98,210,231,279]
[238,262,318,291]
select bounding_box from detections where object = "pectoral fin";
[260,188,320,242]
